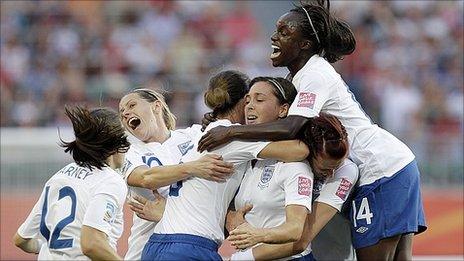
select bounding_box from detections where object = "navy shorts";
[349,160,427,249]
[141,233,221,261]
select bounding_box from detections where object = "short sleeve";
[121,146,146,180]
[82,178,127,236]
[17,186,48,239]
[279,162,314,212]
[212,140,271,164]
[289,72,331,118]
[315,160,359,211]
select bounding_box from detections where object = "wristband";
[230,248,254,261]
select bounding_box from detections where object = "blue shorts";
[291,252,316,261]
[349,160,427,249]
[141,233,221,261]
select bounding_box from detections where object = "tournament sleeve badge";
[103,202,117,224]
[297,92,317,109]
[335,178,353,200]
[298,176,311,196]
[178,141,194,156]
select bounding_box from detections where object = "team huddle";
[13,1,426,261]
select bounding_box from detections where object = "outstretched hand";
[188,154,234,182]
[198,126,233,152]
[128,191,166,222]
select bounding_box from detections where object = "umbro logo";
[356,226,368,233]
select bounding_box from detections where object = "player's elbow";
[287,222,305,242]
[13,232,25,248]
[81,237,98,257]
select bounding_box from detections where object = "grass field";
[1,188,462,260]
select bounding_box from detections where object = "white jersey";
[17,163,127,260]
[122,126,201,260]
[235,160,314,260]
[312,159,358,260]
[154,120,270,245]
[288,54,415,186]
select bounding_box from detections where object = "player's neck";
[288,52,314,76]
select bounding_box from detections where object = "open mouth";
[128,117,141,130]
[246,115,258,124]
[270,44,281,59]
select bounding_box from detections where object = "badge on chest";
[258,166,275,189]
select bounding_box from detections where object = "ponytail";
[292,0,356,63]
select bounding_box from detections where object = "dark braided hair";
[291,0,356,63]
[60,105,130,170]
[303,112,348,161]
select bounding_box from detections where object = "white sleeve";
[82,178,127,236]
[121,146,146,180]
[289,72,331,118]
[279,162,313,212]
[17,186,48,239]
[211,140,271,164]
[315,160,359,211]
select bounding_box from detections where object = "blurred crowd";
[1,1,463,177]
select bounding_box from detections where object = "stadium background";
[0,0,462,259]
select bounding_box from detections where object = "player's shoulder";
[278,160,313,177]
[333,159,359,182]
[174,124,202,138]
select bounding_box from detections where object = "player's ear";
[278,103,289,118]
[300,39,311,50]
[151,100,162,114]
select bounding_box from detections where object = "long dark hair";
[60,106,130,170]
[291,0,356,63]
[302,112,348,161]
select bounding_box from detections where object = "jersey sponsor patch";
[298,176,311,196]
[178,141,194,156]
[335,178,353,200]
[103,202,116,224]
[258,166,274,189]
[297,92,316,109]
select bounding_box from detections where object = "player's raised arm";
[198,115,308,152]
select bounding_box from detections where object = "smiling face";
[270,12,307,67]
[245,81,289,125]
[119,92,163,142]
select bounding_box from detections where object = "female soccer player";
[119,88,235,260]
[198,1,426,259]
[14,106,130,260]
[220,77,357,261]
[141,70,309,261]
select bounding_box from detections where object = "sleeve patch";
[297,92,316,109]
[103,202,117,224]
[335,178,353,200]
[298,176,311,196]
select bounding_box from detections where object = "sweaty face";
[270,12,306,67]
[310,152,344,178]
[245,81,287,125]
[119,93,158,142]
